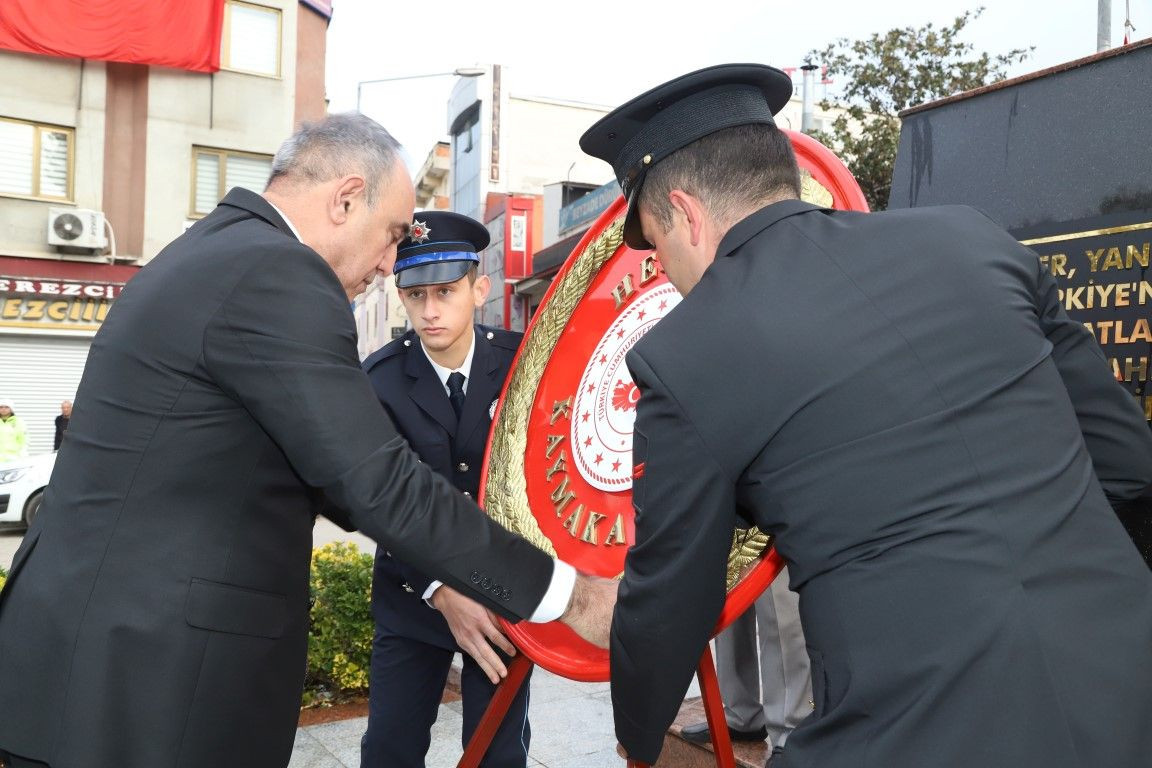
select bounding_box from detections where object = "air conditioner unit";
[47,208,108,250]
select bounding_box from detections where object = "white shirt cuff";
[528,559,576,623]
[422,580,443,607]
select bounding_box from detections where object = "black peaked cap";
[579,63,793,249]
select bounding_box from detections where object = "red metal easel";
[458,549,784,768]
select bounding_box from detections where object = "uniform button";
[501,588,512,601]
[486,331,494,340]
[403,339,411,346]
[463,491,472,498]
[480,577,492,589]
[457,462,469,473]
[401,582,414,593]
[470,571,481,584]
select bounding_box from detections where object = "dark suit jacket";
[0,188,553,768]
[612,201,1152,765]
[53,415,68,451]
[362,325,522,648]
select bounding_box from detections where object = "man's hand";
[430,585,517,684]
[558,571,619,648]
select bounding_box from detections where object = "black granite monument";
[889,39,1152,563]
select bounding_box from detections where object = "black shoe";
[764,744,785,767]
[680,721,768,744]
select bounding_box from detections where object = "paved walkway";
[5,521,703,766]
[290,662,702,768]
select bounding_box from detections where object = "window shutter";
[0,120,34,196]
[38,129,69,198]
[194,152,222,214]
[224,154,271,194]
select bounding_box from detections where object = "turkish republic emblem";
[480,130,870,680]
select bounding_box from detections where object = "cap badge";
[408,220,431,243]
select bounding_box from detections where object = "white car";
[0,452,56,530]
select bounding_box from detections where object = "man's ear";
[472,273,492,306]
[331,175,367,223]
[667,189,706,247]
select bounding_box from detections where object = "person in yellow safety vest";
[0,397,28,462]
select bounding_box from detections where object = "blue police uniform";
[359,211,531,768]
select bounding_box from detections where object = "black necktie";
[447,372,466,421]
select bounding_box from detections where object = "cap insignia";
[408,220,431,243]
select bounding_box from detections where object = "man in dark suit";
[579,64,1152,767]
[0,114,614,768]
[360,211,532,767]
[52,400,70,451]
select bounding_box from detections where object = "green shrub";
[306,542,374,702]
[0,566,7,592]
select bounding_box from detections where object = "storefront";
[0,257,139,455]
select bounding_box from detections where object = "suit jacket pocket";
[185,577,287,639]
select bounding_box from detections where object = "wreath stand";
[456,550,784,768]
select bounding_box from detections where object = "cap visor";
[395,260,474,288]
[622,190,653,250]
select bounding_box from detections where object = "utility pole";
[801,63,819,132]
[1099,0,1112,51]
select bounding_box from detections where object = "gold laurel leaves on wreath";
[728,527,772,592]
[483,215,772,591]
[800,168,834,208]
[483,219,629,557]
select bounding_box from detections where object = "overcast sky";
[325,0,1148,171]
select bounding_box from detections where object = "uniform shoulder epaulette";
[362,333,412,370]
[479,325,524,351]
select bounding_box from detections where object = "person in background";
[0,397,28,462]
[680,568,810,761]
[53,401,71,451]
[360,211,532,768]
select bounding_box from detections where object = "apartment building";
[0,0,329,454]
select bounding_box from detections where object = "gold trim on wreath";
[483,216,772,591]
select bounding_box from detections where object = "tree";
[808,7,1031,210]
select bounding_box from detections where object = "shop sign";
[0,276,124,332]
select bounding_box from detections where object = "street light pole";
[1099,0,1111,51]
[356,67,486,112]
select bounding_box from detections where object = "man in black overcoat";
[580,64,1152,767]
[0,114,613,768]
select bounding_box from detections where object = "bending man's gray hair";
[267,113,403,207]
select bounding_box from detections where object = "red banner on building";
[0,0,225,73]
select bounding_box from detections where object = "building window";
[221,1,281,77]
[191,147,273,217]
[451,104,482,222]
[0,117,73,202]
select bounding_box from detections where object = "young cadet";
[360,211,532,768]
